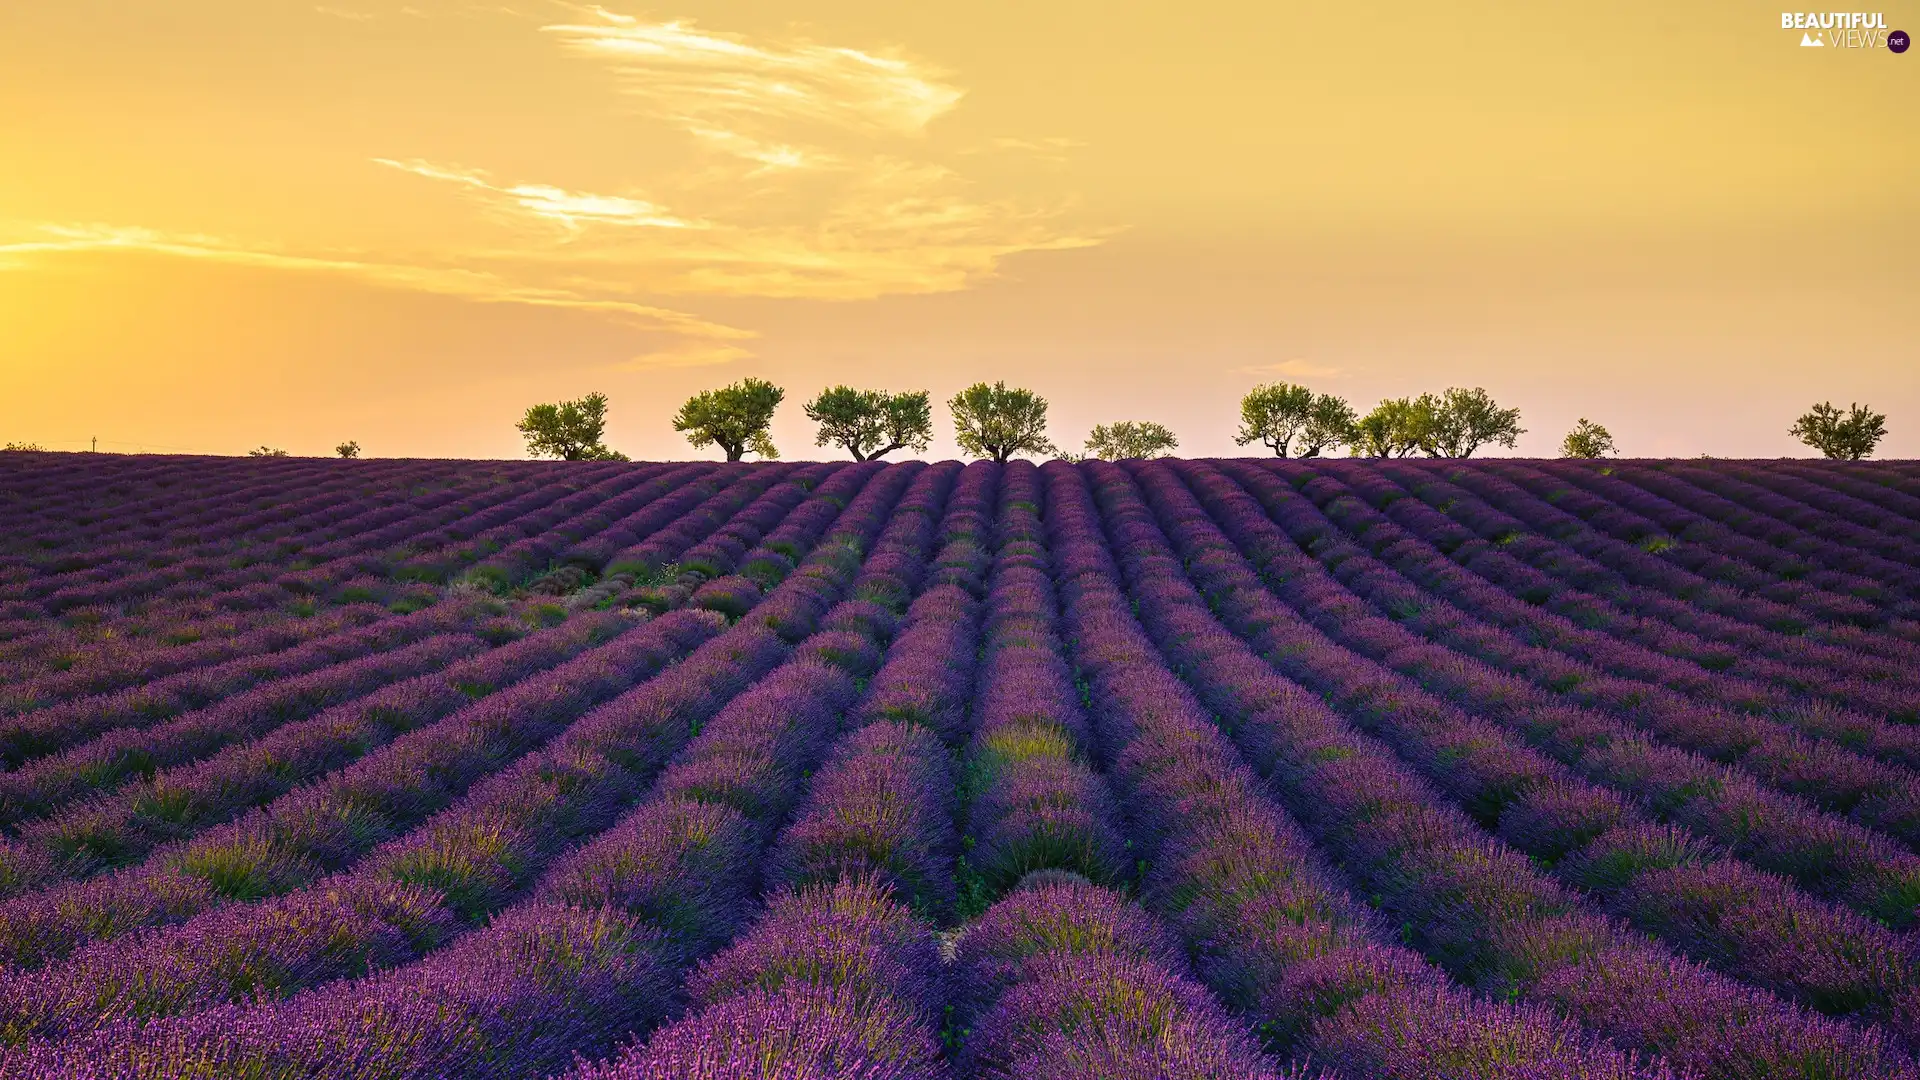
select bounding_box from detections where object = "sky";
[1,0,1914,461]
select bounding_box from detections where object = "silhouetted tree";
[1084,420,1179,460]
[248,446,289,458]
[335,441,362,459]
[1791,402,1886,460]
[516,392,627,461]
[949,381,1056,462]
[804,386,933,461]
[675,378,784,461]
[1560,419,1615,458]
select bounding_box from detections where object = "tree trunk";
[725,445,744,462]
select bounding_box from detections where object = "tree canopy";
[335,441,361,459]
[1084,420,1179,460]
[516,392,628,461]
[1425,386,1525,458]
[1348,389,1522,458]
[1790,401,1887,460]
[674,378,784,461]
[803,386,933,461]
[1352,398,1426,458]
[1560,418,1615,458]
[949,382,1056,462]
[1297,394,1358,458]
[1234,383,1316,457]
[248,446,289,458]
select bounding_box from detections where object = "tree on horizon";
[1561,418,1615,458]
[1083,420,1179,460]
[1790,401,1886,460]
[675,379,784,461]
[949,382,1056,462]
[516,392,628,461]
[804,386,933,461]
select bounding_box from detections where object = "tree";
[335,441,362,459]
[803,386,933,461]
[517,392,628,461]
[1297,394,1358,458]
[1351,402,1395,458]
[1351,397,1430,458]
[248,446,289,458]
[1560,419,1615,458]
[949,381,1057,462]
[1084,420,1179,460]
[1234,383,1316,457]
[1423,387,1524,458]
[675,378,784,461]
[1,442,44,452]
[1790,401,1887,460]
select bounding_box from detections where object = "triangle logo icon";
[1801,31,1825,45]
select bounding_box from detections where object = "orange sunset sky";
[2,1,1914,461]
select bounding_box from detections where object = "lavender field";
[4,453,1920,1079]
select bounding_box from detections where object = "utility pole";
[91,437,97,453]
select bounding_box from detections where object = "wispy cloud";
[499,9,1107,298]
[9,10,1106,371]
[962,136,1087,167]
[389,156,1102,301]
[374,158,704,231]
[684,127,824,172]
[0,222,754,351]
[543,12,962,140]
[1234,359,1345,379]
[613,337,754,370]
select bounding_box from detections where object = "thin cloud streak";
[610,337,755,370]
[374,159,704,231]
[0,223,755,347]
[1234,359,1345,379]
[684,127,824,172]
[543,12,963,139]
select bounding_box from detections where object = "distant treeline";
[499,382,1888,464]
[5,386,1889,464]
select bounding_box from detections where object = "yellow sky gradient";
[2,0,1914,460]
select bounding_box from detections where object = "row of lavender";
[0,457,776,697]
[1,454,1918,1078]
